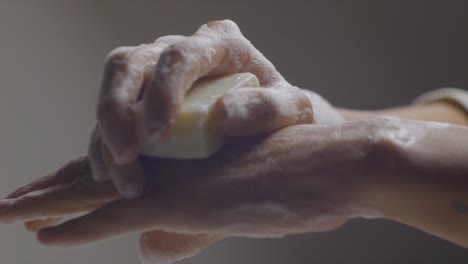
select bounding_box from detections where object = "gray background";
[0,0,467,263]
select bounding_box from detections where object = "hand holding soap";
[136,73,260,159]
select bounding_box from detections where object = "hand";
[0,118,408,262]
[92,19,319,198]
[3,19,343,263]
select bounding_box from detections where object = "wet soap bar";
[136,73,260,159]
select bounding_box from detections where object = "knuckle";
[162,44,188,62]
[205,19,240,33]
[130,44,162,65]
[154,35,185,46]
[197,20,243,44]
[105,46,133,70]
[158,43,195,71]
[219,19,240,31]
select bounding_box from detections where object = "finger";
[97,46,141,164]
[142,21,245,135]
[0,177,119,223]
[143,36,224,135]
[97,136,146,199]
[98,37,185,164]
[153,35,186,45]
[138,231,223,264]
[36,194,218,246]
[144,20,287,136]
[96,127,146,198]
[136,35,187,101]
[109,159,146,199]
[99,138,113,168]
[99,42,183,198]
[213,87,314,137]
[88,127,109,182]
[198,20,286,87]
[24,217,64,232]
[5,156,90,199]
[37,197,155,246]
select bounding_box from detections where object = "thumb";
[213,87,314,137]
[138,230,223,264]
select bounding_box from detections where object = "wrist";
[348,117,421,220]
[287,119,405,221]
[357,117,468,221]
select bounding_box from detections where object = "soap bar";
[136,73,260,159]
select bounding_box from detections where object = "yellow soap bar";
[136,73,260,159]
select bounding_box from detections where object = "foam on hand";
[135,73,260,159]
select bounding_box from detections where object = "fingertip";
[91,172,110,183]
[214,91,249,122]
[113,148,138,165]
[211,95,239,135]
[0,199,13,214]
[25,218,64,232]
[37,226,73,247]
[110,162,146,199]
[89,132,111,182]
[37,227,56,246]
[113,176,145,199]
[145,121,168,137]
[24,221,36,232]
[214,88,315,137]
[89,159,109,182]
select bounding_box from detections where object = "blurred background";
[0,0,467,263]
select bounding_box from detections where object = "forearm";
[338,101,468,125]
[368,121,468,248]
[381,176,468,248]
